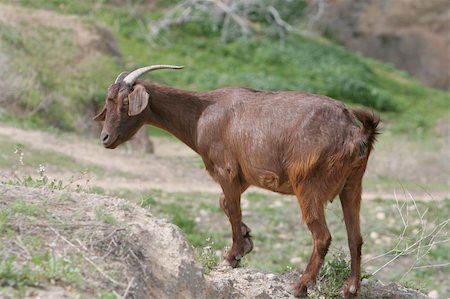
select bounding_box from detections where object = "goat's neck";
[144,83,210,152]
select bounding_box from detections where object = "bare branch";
[143,0,299,42]
[365,190,450,280]
[50,227,126,287]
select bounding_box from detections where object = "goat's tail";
[352,108,380,155]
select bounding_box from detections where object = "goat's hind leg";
[339,172,364,298]
[292,185,332,297]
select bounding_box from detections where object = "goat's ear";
[128,85,149,116]
[93,106,106,121]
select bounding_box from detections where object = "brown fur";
[95,79,380,298]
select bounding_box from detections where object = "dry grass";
[0,186,149,298]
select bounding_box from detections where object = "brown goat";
[94,65,379,298]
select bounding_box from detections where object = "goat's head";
[93,65,183,148]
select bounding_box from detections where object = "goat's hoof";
[243,236,253,255]
[217,260,233,271]
[343,278,360,298]
[221,256,240,269]
[290,283,307,298]
[241,223,252,237]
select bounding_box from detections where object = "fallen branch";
[122,277,135,299]
[50,227,126,287]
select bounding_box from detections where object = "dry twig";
[364,187,450,278]
[50,227,126,287]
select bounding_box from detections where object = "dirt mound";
[321,0,449,90]
[0,184,220,298]
[0,184,430,298]
[0,4,120,58]
[0,4,122,131]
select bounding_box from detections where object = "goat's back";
[197,88,365,193]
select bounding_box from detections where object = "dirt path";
[0,124,447,200]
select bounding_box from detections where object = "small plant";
[0,211,12,233]
[0,253,82,291]
[11,201,40,217]
[5,146,94,192]
[95,210,118,225]
[316,251,351,297]
[7,147,63,189]
[198,237,220,274]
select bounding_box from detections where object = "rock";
[428,290,439,298]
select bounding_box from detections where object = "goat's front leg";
[219,179,249,268]
[219,185,253,256]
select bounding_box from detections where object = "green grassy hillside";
[0,0,448,137]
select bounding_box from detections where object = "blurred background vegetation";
[0,0,448,137]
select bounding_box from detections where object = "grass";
[0,4,120,131]
[0,137,140,191]
[0,137,101,175]
[0,198,85,297]
[0,184,136,298]
[95,210,118,225]
[11,201,41,217]
[113,188,228,251]
[0,254,83,292]
[317,251,353,298]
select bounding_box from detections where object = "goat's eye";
[123,98,129,105]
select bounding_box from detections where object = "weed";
[59,192,73,202]
[20,174,63,190]
[95,211,118,225]
[198,237,220,274]
[121,203,132,212]
[11,201,40,217]
[0,253,83,290]
[89,186,105,195]
[0,211,11,233]
[317,251,351,297]
[98,291,117,299]
[140,194,158,209]
[400,280,429,294]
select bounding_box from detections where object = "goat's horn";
[114,71,129,84]
[122,65,184,85]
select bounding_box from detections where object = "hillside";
[0,184,430,298]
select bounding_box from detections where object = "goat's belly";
[241,165,294,194]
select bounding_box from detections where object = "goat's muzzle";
[101,132,119,149]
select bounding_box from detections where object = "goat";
[94,65,379,298]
